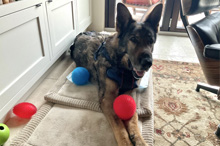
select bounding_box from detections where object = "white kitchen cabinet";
[0,3,50,118]
[76,0,92,33]
[0,0,92,121]
[46,0,76,58]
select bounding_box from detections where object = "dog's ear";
[141,3,163,33]
[116,3,134,36]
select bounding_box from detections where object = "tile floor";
[154,34,199,63]
[4,53,73,146]
[3,34,199,145]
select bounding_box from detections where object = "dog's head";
[116,3,163,78]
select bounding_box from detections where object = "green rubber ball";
[0,123,10,145]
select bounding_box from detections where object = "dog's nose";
[140,57,152,69]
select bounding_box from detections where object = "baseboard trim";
[104,27,188,37]
[104,27,116,32]
[158,31,188,37]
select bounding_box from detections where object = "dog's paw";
[129,134,148,146]
[138,108,152,118]
[118,138,133,146]
[135,141,148,146]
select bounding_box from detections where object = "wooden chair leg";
[132,7,136,15]
[215,124,220,138]
[218,89,220,100]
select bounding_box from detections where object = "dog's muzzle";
[132,55,153,79]
[140,57,152,70]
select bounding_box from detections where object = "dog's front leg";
[124,90,148,146]
[101,78,133,146]
[125,113,148,146]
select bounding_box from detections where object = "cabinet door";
[46,0,76,57]
[0,4,50,118]
[76,0,92,33]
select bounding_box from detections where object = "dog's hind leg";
[101,78,133,146]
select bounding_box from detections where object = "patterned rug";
[152,60,220,146]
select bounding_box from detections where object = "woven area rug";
[153,60,220,146]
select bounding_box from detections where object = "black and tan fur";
[70,3,163,146]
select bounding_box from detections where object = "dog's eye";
[147,38,154,45]
[130,37,138,43]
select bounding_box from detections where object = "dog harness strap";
[94,42,128,67]
[94,42,114,65]
[94,42,104,61]
[102,44,112,64]
[118,70,138,94]
[94,42,138,94]
[107,68,138,94]
[106,67,123,86]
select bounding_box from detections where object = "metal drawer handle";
[48,0,52,2]
[36,3,42,7]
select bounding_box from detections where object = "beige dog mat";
[10,63,154,146]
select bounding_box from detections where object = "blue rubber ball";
[72,67,90,85]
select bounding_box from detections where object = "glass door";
[160,0,185,32]
[105,0,164,29]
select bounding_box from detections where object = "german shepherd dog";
[70,2,163,146]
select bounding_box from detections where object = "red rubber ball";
[13,102,37,119]
[113,94,136,120]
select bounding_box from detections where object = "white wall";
[87,0,105,32]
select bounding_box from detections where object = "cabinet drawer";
[0,0,43,17]
[0,4,50,117]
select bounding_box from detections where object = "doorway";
[105,0,163,29]
[105,0,185,32]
